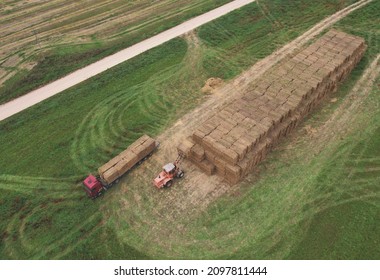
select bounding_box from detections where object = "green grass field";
[0,0,379,259]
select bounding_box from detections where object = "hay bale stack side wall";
[179,30,366,184]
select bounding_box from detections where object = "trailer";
[83,134,159,198]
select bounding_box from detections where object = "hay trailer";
[83,135,159,198]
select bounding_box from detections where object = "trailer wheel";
[165,180,173,188]
[115,178,120,184]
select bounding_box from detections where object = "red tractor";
[153,154,184,188]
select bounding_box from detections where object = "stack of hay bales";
[178,30,366,184]
[98,134,156,185]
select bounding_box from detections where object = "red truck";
[83,135,159,198]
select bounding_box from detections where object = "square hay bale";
[222,106,237,115]
[236,137,253,152]
[238,157,250,175]
[203,135,217,151]
[115,158,134,176]
[190,144,205,162]
[267,110,282,125]
[220,119,237,131]
[196,159,216,176]
[224,174,241,185]
[240,117,254,130]
[177,137,195,157]
[206,115,224,128]
[224,132,238,144]
[219,109,233,120]
[193,129,207,144]
[218,123,232,134]
[204,149,217,162]
[232,112,246,123]
[217,145,239,165]
[128,134,150,151]
[209,129,224,141]
[214,156,227,174]
[231,141,248,161]
[261,116,274,130]
[98,155,122,175]
[225,163,242,180]
[101,167,120,185]
[202,122,218,134]
[219,138,233,149]
[121,152,139,167]
[277,91,291,103]
[229,126,247,139]
[135,138,156,158]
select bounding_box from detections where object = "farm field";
[0,0,232,104]
[0,0,379,259]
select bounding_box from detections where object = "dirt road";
[0,0,255,122]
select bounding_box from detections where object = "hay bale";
[133,137,156,158]
[214,156,227,176]
[114,159,133,177]
[128,134,150,151]
[224,164,242,184]
[196,159,215,176]
[101,167,120,185]
[190,144,205,162]
[177,137,195,157]
[121,152,139,167]
[202,77,223,93]
[98,155,122,175]
[193,129,207,144]
[231,141,248,161]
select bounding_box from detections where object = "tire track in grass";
[3,194,85,259]
[70,89,140,173]
[32,212,102,259]
[70,33,204,175]
[2,185,100,259]
[0,174,79,195]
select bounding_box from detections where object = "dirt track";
[0,0,255,121]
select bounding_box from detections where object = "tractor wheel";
[165,180,173,188]
[177,171,184,178]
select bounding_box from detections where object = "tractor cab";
[163,163,176,176]
[83,174,103,198]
